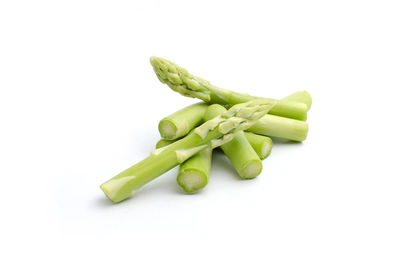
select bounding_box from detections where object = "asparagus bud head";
[150,56,308,120]
[150,56,211,102]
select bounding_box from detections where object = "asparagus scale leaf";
[150,56,308,120]
[100,99,276,203]
[204,104,263,179]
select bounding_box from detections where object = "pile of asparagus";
[100,57,312,203]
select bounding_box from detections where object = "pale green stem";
[205,104,262,179]
[177,147,212,194]
[158,108,308,142]
[206,85,308,120]
[156,131,270,160]
[101,133,205,203]
[159,103,208,140]
[248,114,308,142]
[221,132,263,179]
[157,131,213,194]
[243,132,272,160]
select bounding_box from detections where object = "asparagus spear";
[243,132,272,160]
[204,104,263,179]
[150,56,308,120]
[176,147,212,194]
[248,114,308,142]
[244,90,309,142]
[163,113,272,192]
[156,132,272,160]
[159,103,208,140]
[157,103,309,142]
[158,123,213,194]
[100,99,275,203]
[157,113,308,143]
[281,90,312,110]
[176,103,271,192]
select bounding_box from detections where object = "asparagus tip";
[149,56,158,66]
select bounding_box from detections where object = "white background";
[1,0,399,264]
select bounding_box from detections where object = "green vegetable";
[177,147,212,194]
[157,132,212,194]
[204,104,263,179]
[243,132,272,160]
[158,103,308,142]
[150,56,308,121]
[159,103,208,140]
[282,90,312,110]
[222,133,263,179]
[248,114,308,142]
[157,129,213,194]
[100,99,275,203]
[156,131,272,160]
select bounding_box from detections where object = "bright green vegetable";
[204,104,263,179]
[281,90,312,110]
[222,133,263,179]
[159,103,208,140]
[157,135,213,194]
[248,114,308,142]
[158,103,308,142]
[150,56,308,121]
[157,128,209,193]
[100,99,275,203]
[177,147,212,194]
[244,132,272,160]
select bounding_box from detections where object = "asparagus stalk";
[158,102,309,142]
[157,112,308,144]
[160,125,272,192]
[243,132,272,160]
[247,114,308,142]
[176,147,212,194]
[159,103,208,140]
[100,99,275,203]
[156,132,272,160]
[204,104,263,179]
[281,90,312,110]
[156,138,175,149]
[150,56,308,121]
[158,129,213,194]
[159,132,213,194]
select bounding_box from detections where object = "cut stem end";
[177,170,208,194]
[239,160,263,179]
